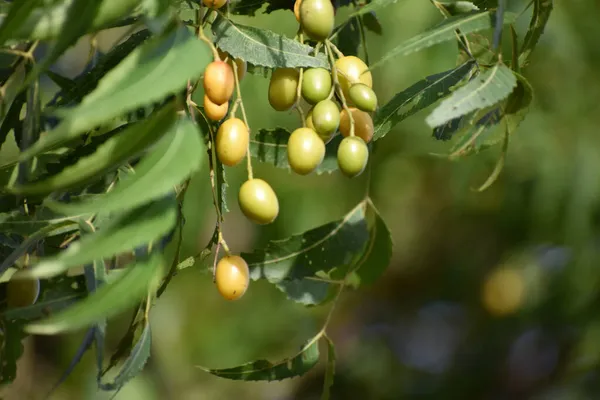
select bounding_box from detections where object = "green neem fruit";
[312,99,340,140]
[302,68,332,104]
[299,0,335,41]
[337,136,369,178]
[349,83,378,112]
[269,68,300,111]
[238,179,279,224]
[287,127,325,175]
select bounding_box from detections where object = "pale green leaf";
[369,10,517,71]
[45,115,205,214]
[25,253,163,335]
[211,14,328,69]
[20,26,211,159]
[21,196,177,279]
[373,60,475,140]
[0,0,43,44]
[425,63,517,128]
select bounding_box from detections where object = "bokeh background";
[3,0,600,399]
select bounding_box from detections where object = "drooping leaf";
[21,25,211,159]
[373,60,475,140]
[25,253,163,335]
[10,104,177,195]
[211,14,329,69]
[0,319,27,384]
[275,279,332,306]
[369,10,517,71]
[432,114,470,141]
[245,202,369,282]
[250,128,342,174]
[362,12,383,35]
[99,322,152,391]
[45,70,77,93]
[45,115,205,214]
[21,196,177,279]
[425,63,517,128]
[519,0,553,68]
[203,335,320,381]
[321,335,336,400]
[0,208,89,236]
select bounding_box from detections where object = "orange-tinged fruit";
[217,48,247,81]
[215,255,250,300]
[204,95,228,121]
[216,118,249,166]
[482,269,525,317]
[203,0,227,8]
[238,179,279,224]
[335,56,372,98]
[204,61,235,105]
[339,107,374,143]
[294,0,302,22]
[287,127,325,175]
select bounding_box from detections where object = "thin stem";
[293,62,305,126]
[325,40,354,137]
[327,40,345,59]
[231,56,253,180]
[197,9,220,60]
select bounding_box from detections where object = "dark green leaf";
[25,253,163,335]
[22,196,177,279]
[519,0,553,68]
[99,322,152,391]
[10,104,177,195]
[0,90,25,150]
[275,279,332,306]
[373,60,475,141]
[45,70,77,93]
[250,128,342,174]
[321,335,336,400]
[0,63,26,120]
[362,12,383,35]
[245,202,369,282]
[45,115,205,214]
[203,335,320,381]
[336,18,361,57]
[229,0,290,16]
[369,10,517,71]
[21,26,211,159]
[348,0,399,18]
[211,14,328,69]
[426,63,517,128]
[492,0,505,50]
[0,208,89,236]
[0,319,26,384]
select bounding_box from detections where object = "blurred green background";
[5,1,600,399]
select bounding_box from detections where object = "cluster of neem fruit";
[199,0,378,301]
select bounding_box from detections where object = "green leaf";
[437,1,480,15]
[1,90,25,150]
[25,253,163,334]
[362,12,383,35]
[45,70,77,93]
[211,14,328,69]
[250,128,342,174]
[45,115,205,214]
[373,60,475,141]
[10,104,177,195]
[0,0,43,44]
[21,196,177,279]
[321,335,336,400]
[0,208,89,236]
[0,319,27,384]
[348,0,399,18]
[203,335,320,381]
[519,0,553,68]
[336,18,361,57]
[369,10,517,71]
[425,63,517,128]
[21,25,211,159]
[0,63,26,120]
[99,322,152,391]
[275,279,332,306]
[245,202,369,282]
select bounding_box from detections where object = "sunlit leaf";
[437,1,480,15]
[369,10,516,71]
[373,60,475,140]
[25,253,163,335]
[45,115,205,214]
[10,104,177,196]
[211,14,328,69]
[426,63,517,128]
[203,335,320,381]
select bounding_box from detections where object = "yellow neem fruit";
[335,56,372,99]
[287,127,325,175]
[215,255,250,300]
[204,61,235,105]
[216,118,249,166]
[268,68,300,111]
[238,179,279,224]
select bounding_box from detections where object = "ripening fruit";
[335,56,372,98]
[299,0,335,41]
[204,95,229,121]
[204,61,235,105]
[216,118,249,166]
[294,0,302,22]
[217,48,247,81]
[337,136,369,178]
[301,68,332,104]
[268,68,300,111]
[239,179,279,224]
[287,127,325,175]
[348,83,378,112]
[305,108,316,131]
[203,0,227,8]
[311,99,340,139]
[215,255,250,300]
[6,277,40,308]
[482,269,525,317]
[339,107,374,143]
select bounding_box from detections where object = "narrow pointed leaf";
[45,115,205,214]
[25,253,163,335]
[245,202,369,282]
[426,63,517,128]
[519,0,553,68]
[0,319,27,384]
[211,14,328,69]
[373,60,475,140]
[22,196,177,279]
[0,208,89,235]
[321,335,336,400]
[10,104,177,195]
[369,10,517,71]
[203,336,320,381]
[21,26,211,159]
[45,71,77,93]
